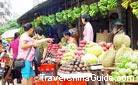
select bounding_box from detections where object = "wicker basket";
[96,33,113,43]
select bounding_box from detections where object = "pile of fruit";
[47,43,60,56]
[98,41,113,51]
[111,49,138,82]
[58,59,90,74]
[42,52,56,64]
[130,1,138,18]
[98,34,131,67]
[56,43,77,64]
[57,40,106,66]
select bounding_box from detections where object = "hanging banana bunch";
[121,0,132,9]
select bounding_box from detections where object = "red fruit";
[57,52,63,56]
[52,44,59,47]
[59,49,66,52]
[80,40,87,44]
[99,41,106,47]
[102,47,107,51]
[79,43,85,47]
[106,43,112,48]
[56,59,61,63]
[76,50,84,55]
[77,47,83,51]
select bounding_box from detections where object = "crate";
[38,64,57,76]
[62,79,87,85]
[34,80,60,85]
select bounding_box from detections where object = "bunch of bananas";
[107,0,117,11]
[89,3,99,17]
[130,1,138,9]
[121,0,132,9]
[130,1,138,17]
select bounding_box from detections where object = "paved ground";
[0,80,21,85]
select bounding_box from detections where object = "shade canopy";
[17,0,97,24]
[2,29,20,38]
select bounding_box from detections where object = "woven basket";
[96,33,113,43]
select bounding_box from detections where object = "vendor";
[112,21,125,35]
[33,27,48,60]
[33,13,43,27]
[81,14,94,42]
[63,31,77,45]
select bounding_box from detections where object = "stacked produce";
[113,33,131,50]
[43,52,56,64]
[121,0,131,9]
[101,48,116,67]
[56,43,77,64]
[98,34,131,67]
[97,33,138,82]
[81,5,89,14]
[89,3,99,17]
[130,1,138,18]
[58,59,90,74]
[98,41,113,51]
[57,40,105,66]
[111,49,138,82]
[60,52,75,64]
[47,43,60,56]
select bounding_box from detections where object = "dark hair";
[23,23,33,31]
[35,27,44,36]
[0,39,2,44]
[63,31,71,36]
[110,13,119,20]
[34,13,40,19]
[14,32,20,40]
[81,14,90,22]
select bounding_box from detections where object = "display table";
[57,69,105,85]
[110,81,138,85]
[58,72,92,79]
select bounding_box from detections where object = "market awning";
[17,0,97,24]
[2,29,20,38]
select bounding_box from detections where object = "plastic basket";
[35,80,48,85]
[38,64,56,72]
[35,80,60,85]
[62,80,87,85]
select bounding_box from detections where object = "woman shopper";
[17,23,53,85]
[10,32,20,60]
[81,14,94,42]
[9,32,22,83]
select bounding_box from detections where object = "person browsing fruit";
[17,23,53,85]
[81,14,94,42]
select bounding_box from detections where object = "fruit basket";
[61,80,87,85]
[38,64,56,72]
[96,33,113,43]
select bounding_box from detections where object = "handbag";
[13,48,32,69]
[0,67,5,77]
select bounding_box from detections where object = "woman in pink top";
[17,23,53,85]
[81,14,94,42]
[10,32,20,60]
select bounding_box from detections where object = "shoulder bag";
[13,48,32,69]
